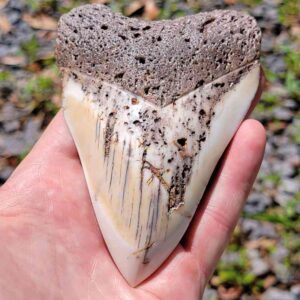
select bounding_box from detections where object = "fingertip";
[237,119,266,154]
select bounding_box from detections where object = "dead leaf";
[211,275,221,286]
[51,94,62,107]
[0,0,9,10]
[27,62,42,73]
[125,1,143,16]
[143,0,159,20]
[218,285,243,300]
[0,13,11,33]
[0,55,26,66]
[268,121,287,132]
[22,13,57,31]
[263,275,276,289]
[291,25,300,36]
[36,30,57,41]
[246,238,277,250]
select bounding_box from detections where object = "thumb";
[1,110,78,192]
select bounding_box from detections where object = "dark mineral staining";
[135,56,146,64]
[199,109,206,117]
[104,111,117,157]
[213,82,225,88]
[167,158,174,163]
[168,157,193,212]
[196,80,205,88]
[56,4,261,106]
[115,72,125,79]
[198,132,206,150]
[133,120,141,126]
[177,138,187,147]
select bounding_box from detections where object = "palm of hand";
[0,107,265,300]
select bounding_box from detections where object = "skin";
[0,76,265,300]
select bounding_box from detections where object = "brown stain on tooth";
[131,98,139,105]
[131,241,155,256]
[104,111,117,157]
[143,161,169,191]
[168,157,193,212]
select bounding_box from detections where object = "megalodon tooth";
[56,4,261,287]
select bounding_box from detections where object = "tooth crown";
[56,4,261,106]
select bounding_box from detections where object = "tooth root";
[62,62,260,286]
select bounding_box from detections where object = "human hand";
[0,79,265,300]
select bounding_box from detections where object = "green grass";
[159,0,191,19]
[25,0,58,13]
[58,0,88,14]
[263,68,278,83]
[256,92,280,112]
[285,71,300,98]
[20,36,39,63]
[279,0,300,26]
[289,112,300,144]
[17,148,32,163]
[244,195,300,231]
[216,248,256,286]
[20,75,58,115]
[264,172,282,186]
[0,70,12,81]
[280,45,300,77]
[278,45,300,99]
[22,75,54,101]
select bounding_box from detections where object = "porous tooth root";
[62,61,260,286]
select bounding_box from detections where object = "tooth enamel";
[56,4,261,286]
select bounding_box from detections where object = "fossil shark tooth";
[56,4,261,286]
